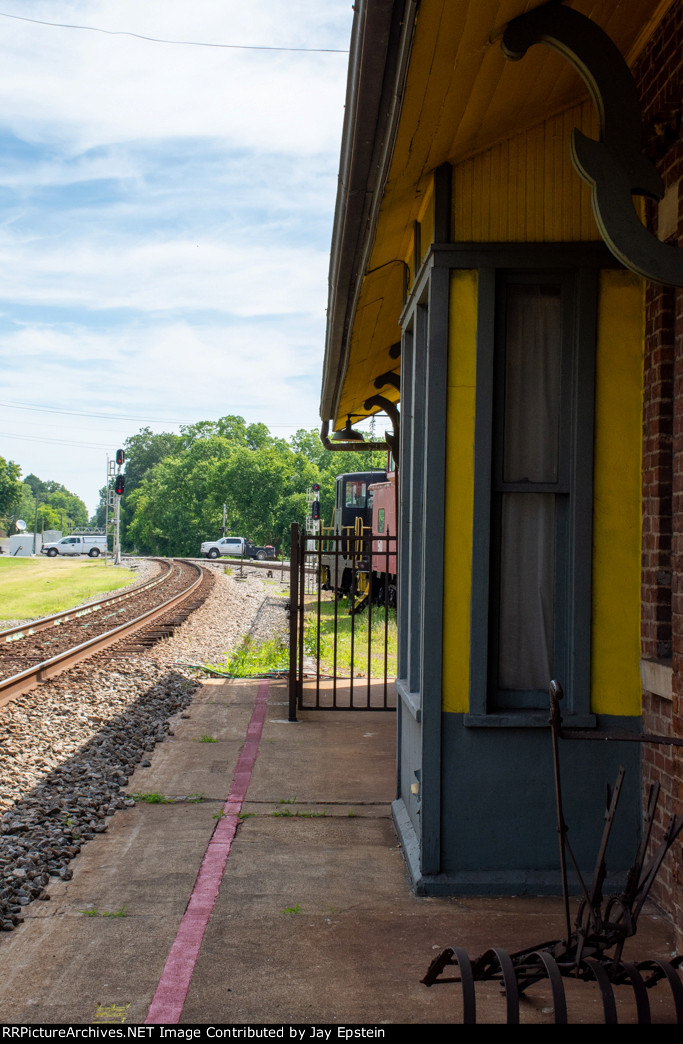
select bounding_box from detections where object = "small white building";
[9,533,42,556]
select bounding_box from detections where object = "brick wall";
[634,0,683,946]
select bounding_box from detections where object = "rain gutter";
[320,0,419,427]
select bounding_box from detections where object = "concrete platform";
[0,677,678,1026]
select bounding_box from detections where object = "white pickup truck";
[200,536,276,561]
[41,535,107,558]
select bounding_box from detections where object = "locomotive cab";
[321,468,396,612]
[332,471,384,533]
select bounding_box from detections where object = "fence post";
[288,522,299,722]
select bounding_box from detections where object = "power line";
[0,399,189,424]
[0,11,349,53]
[0,400,313,429]
[0,430,112,449]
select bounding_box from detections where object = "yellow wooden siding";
[441,270,477,714]
[590,269,644,717]
[453,102,600,242]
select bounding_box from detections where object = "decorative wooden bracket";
[363,393,400,462]
[502,3,683,287]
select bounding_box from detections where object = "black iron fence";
[288,522,397,715]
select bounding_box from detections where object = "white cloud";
[2,314,326,414]
[0,0,354,512]
[0,235,331,315]
[0,1,350,154]
[0,310,327,511]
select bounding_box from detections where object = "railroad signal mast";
[305,483,321,536]
[107,448,125,565]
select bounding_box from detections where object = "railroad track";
[0,559,214,707]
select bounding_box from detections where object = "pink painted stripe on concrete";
[145,680,270,1024]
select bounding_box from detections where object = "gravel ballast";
[0,559,290,933]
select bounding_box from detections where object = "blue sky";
[0,1,354,513]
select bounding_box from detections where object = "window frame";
[466,266,598,726]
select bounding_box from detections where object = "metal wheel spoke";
[648,960,683,1023]
[451,947,477,1025]
[491,948,520,1024]
[583,958,618,1024]
[530,950,567,1024]
[618,961,651,1024]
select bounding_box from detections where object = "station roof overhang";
[319,0,675,433]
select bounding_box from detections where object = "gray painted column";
[419,265,450,874]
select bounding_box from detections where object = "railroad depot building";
[319,0,683,936]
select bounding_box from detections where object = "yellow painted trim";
[442,269,477,714]
[419,190,435,264]
[591,270,644,716]
[416,177,434,225]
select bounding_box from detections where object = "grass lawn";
[305,593,397,678]
[0,558,138,621]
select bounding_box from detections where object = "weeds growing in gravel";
[131,792,172,804]
[303,597,398,677]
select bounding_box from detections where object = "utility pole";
[105,456,110,564]
[32,497,39,555]
[113,490,121,564]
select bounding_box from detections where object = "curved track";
[0,559,214,707]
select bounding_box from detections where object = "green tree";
[46,490,88,528]
[0,457,23,528]
[9,476,89,535]
[119,428,184,544]
[120,417,391,556]
[122,428,184,494]
[126,436,234,555]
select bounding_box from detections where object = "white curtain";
[497,285,561,693]
[498,493,556,690]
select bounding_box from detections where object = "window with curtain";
[490,282,569,709]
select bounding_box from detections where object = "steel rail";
[0,560,205,708]
[0,558,174,643]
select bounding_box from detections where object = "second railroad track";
[0,558,214,707]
